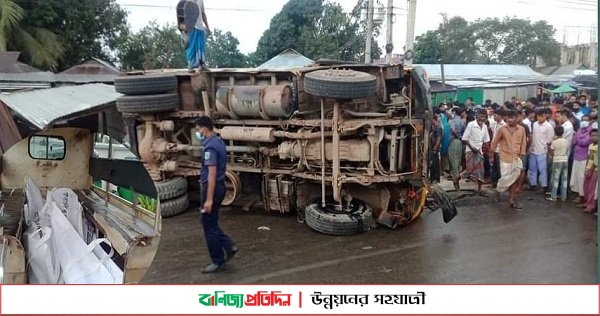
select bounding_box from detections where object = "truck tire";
[117,93,180,114]
[305,197,375,236]
[155,177,188,200]
[304,69,377,100]
[115,75,178,95]
[429,184,458,224]
[160,194,190,218]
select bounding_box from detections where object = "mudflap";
[428,184,458,223]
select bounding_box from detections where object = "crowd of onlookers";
[429,94,598,214]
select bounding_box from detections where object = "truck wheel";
[155,177,188,200]
[429,184,458,223]
[305,197,375,236]
[115,75,178,95]
[222,171,241,206]
[116,93,180,114]
[304,69,377,100]
[160,194,190,218]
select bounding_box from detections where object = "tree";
[414,15,478,64]
[252,0,381,65]
[0,0,64,70]
[253,0,324,63]
[205,29,247,68]
[414,14,561,67]
[117,22,187,71]
[17,0,128,71]
[299,1,381,62]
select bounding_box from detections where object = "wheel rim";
[222,171,241,206]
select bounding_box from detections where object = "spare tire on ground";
[116,93,180,114]
[155,177,188,201]
[160,193,190,218]
[304,69,377,100]
[115,74,178,95]
[305,197,375,236]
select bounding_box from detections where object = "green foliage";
[252,0,381,65]
[138,195,157,213]
[206,29,247,68]
[117,21,187,71]
[413,14,561,66]
[0,0,23,50]
[0,0,64,70]
[16,0,128,71]
[253,0,324,63]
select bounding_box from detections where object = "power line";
[517,0,597,10]
[119,4,265,12]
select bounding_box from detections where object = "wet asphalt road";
[142,191,596,284]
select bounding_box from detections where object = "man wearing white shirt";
[522,108,535,134]
[462,109,491,195]
[528,109,555,193]
[557,109,574,151]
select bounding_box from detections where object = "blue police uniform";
[200,134,234,266]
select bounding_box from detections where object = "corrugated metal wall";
[483,89,506,104]
[432,91,457,105]
[456,89,484,104]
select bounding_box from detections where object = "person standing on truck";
[181,0,211,72]
[195,117,238,273]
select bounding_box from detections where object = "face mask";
[580,121,590,129]
[195,131,205,142]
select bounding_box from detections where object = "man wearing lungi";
[489,110,528,210]
[179,0,212,72]
[461,109,491,195]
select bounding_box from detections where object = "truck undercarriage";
[115,63,456,234]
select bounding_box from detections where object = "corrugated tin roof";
[0,83,122,130]
[415,64,547,81]
[435,80,538,89]
[257,49,315,69]
[545,64,587,76]
[0,72,119,83]
[61,58,122,75]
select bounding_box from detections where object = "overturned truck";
[114,63,456,235]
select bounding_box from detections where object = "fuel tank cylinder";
[215,85,295,119]
[219,126,276,143]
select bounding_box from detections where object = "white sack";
[92,240,124,284]
[24,225,62,284]
[48,202,119,284]
[46,188,84,239]
[24,177,46,227]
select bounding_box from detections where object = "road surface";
[142,187,596,284]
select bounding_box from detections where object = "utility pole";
[385,0,394,64]
[365,0,375,64]
[404,0,417,65]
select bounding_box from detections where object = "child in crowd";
[547,126,569,202]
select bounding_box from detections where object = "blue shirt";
[200,134,227,184]
[450,116,465,138]
[580,105,591,116]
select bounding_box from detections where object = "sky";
[115,0,598,55]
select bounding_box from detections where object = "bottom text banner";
[0,284,598,315]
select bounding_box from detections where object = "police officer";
[194,116,237,273]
